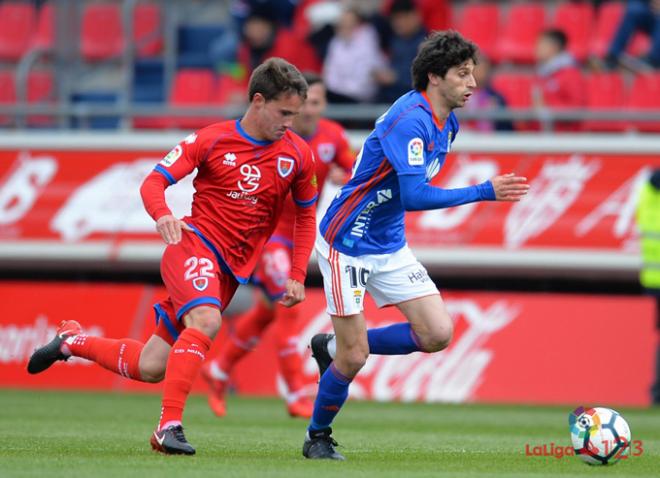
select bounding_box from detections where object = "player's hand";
[491,173,530,202]
[327,164,347,185]
[279,279,305,307]
[156,215,193,245]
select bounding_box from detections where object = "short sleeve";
[376,114,429,176]
[292,145,319,208]
[153,131,204,185]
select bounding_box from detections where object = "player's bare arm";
[490,173,530,202]
[155,214,193,245]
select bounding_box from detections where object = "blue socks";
[367,323,422,355]
[308,363,351,431]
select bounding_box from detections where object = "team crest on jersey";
[277,156,295,178]
[408,138,424,166]
[317,143,336,163]
[192,277,208,291]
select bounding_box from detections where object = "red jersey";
[273,118,354,239]
[141,119,318,284]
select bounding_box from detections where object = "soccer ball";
[569,406,631,465]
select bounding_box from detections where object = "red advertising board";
[1,282,655,406]
[0,149,659,254]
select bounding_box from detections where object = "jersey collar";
[235,119,273,146]
[421,91,445,131]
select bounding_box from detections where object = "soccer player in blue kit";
[302,31,530,460]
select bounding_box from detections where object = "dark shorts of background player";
[152,229,238,346]
[251,237,293,301]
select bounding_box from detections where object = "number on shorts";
[345,265,369,288]
[183,256,214,280]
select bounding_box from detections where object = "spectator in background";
[532,29,585,131]
[210,0,299,72]
[375,0,427,103]
[636,169,660,405]
[605,0,660,69]
[322,7,388,103]
[463,55,514,132]
[637,169,660,405]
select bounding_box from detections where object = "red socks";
[273,304,305,395]
[64,335,144,380]
[214,300,274,373]
[158,328,212,430]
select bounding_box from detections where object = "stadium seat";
[590,1,651,58]
[0,71,17,126]
[491,72,534,130]
[166,69,217,129]
[26,70,55,127]
[213,74,248,106]
[495,3,545,64]
[134,2,162,57]
[552,1,595,62]
[583,72,627,132]
[70,91,120,129]
[0,2,37,61]
[80,3,124,61]
[32,3,54,50]
[453,3,500,61]
[626,73,660,132]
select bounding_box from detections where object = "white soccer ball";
[569,406,631,465]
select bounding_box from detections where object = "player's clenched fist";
[491,173,530,202]
[156,214,193,245]
[279,279,305,307]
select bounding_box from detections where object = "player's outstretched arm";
[490,173,530,202]
[279,279,305,308]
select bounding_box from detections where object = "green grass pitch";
[0,389,658,477]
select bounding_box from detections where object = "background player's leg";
[273,303,314,417]
[309,313,367,431]
[158,305,219,431]
[208,293,274,378]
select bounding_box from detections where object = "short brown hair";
[248,58,308,102]
[411,31,478,91]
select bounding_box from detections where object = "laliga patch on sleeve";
[160,145,183,167]
[407,138,424,166]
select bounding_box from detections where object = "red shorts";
[251,236,293,301]
[153,230,238,345]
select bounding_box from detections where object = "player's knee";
[184,306,222,338]
[139,361,165,383]
[418,318,453,353]
[336,348,369,377]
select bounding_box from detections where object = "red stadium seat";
[552,2,595,62]
[590,1,651,58]
[26,70,55,126]
[454,3,500,61]
[167,69,217,129]
[213,74,248,106]
[32,3,54,50]
[491,72,534,130]
[0,71,17,126]
[80,3,124,61]
[583,72,627,132]
[134,3,162,57]
[626,73,660,132]
[495,4,545,64]
[0,2,37,61]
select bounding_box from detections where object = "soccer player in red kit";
[202,73,354,419]
[27,58,318,456]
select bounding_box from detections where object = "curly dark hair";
[411,31,478,91]
[248,57,308,102]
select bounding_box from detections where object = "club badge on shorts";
[277,156,295,178]
[192,277,209,291]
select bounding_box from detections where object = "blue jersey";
[319,90,459,256]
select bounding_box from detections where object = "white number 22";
[183,256,214,280]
